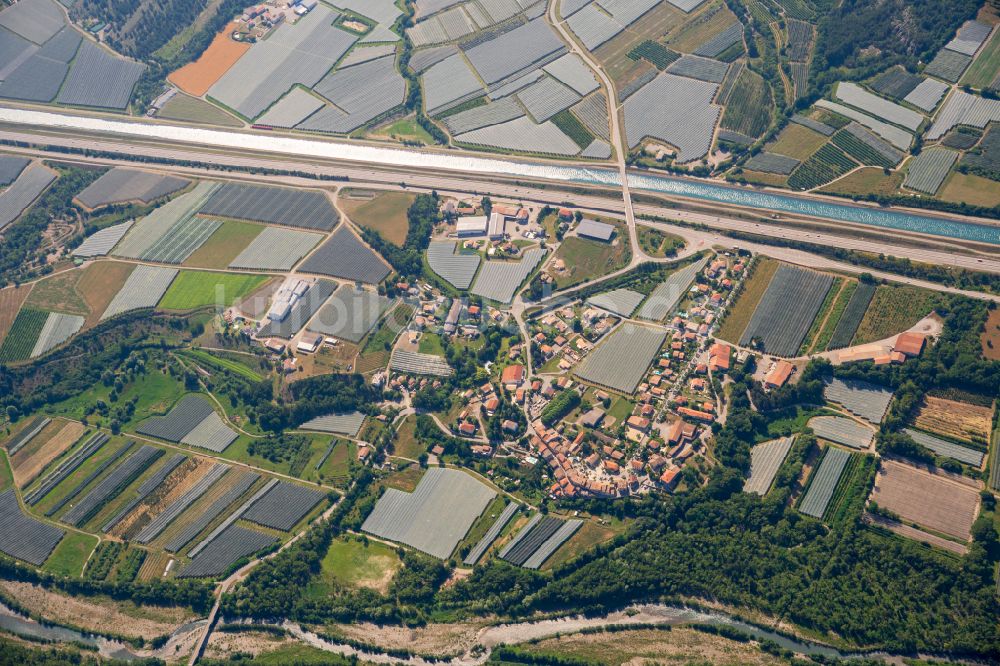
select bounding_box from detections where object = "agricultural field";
[0,307,47,363]
[797,277,846,355]
[870,459,981,542]
[787,144,858,190]
[0,284,32,347]
[716,257,778,343]
[962,26,1000,89]
[158,272,269,311]
[913,396,993,447]
[362,467,496,559]
[184,221,265,269]
[799,446,850,519]
[804,280,857,353]
[156,94,244,127]
[167,22,250,97]
[24,270,89,317]
[11,420,87,489]
[738,265,833,357]
[938,172,1000,208]
[852,285,939,345]
[826,281,876,350]
[764,123,828,161]
[818,168,904,198]
[339,189,416,247]
[719,69,773,140]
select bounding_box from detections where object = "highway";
[2,126,999,278]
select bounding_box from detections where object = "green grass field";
[43,532,98,577]
[371,115,435,146]
[158,272,269,310]
[0,451,12,491]
[157,94,243,127]
[962,29,1000,89]
[339,190,415,247]
[766,124,828,161]
[0,308,48,363]
[180,348,264,382]
[319,536,402,592]
[184,220,265,269]
[418,332,446,355]
[552,231,630,289]
[49,368,185,429]
[391,416,425,460]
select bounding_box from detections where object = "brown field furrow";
[148,468,248,551]
[869,459,980,541]
[168,23,250,97]
[0,284,32,347]
[13,420,87,488]
[113,457,215,539]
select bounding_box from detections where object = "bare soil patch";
[869,459,981,541]
[12,420,86,488]
[530,627,787,666]
[77,260,136,329]
[112,456,216,539]
[205,629,299,660]
[325,621,485,657]
[236,277,281,319]
[168,23,251,97]
[982,307,1000,360]
[0,284,32,347]
[0,580,196,639]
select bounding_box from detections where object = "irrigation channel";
[1,106,999,246]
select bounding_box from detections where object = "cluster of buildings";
[530,305,615,373]
[835,330,927,366]
[453,203,530,242]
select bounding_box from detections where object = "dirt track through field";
[13,420,86,488]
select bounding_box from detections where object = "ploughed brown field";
[168,23,250,97]
[869,459,981,541]
[12,420,87,488]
